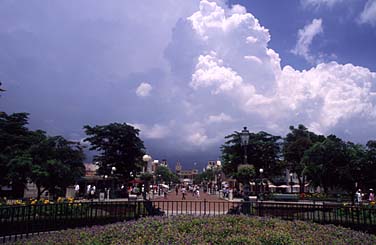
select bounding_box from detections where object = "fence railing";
[1,200,376,242]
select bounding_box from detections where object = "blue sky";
[1,0,376,171]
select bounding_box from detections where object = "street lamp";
[143,154,152,173]
[259,168,264,200]
[289,173,293,193]
[240,127,250,164]
[158,174,161,196]
[240,127,250,201]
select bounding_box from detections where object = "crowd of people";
[174,184,201,200]
[355,188,374,204]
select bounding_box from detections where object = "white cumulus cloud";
[175,0,376,144]
[359,0,376,26]
[292,18,323,63]
[136,82,152,97]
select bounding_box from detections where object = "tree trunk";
[297,174,303,194]
[36,183,46,200]
[301,175,306,193]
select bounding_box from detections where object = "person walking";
[369,189,375,202]
[175,185,179,196]
[74,183,80,199]
[182,187,186,200]
[355,189,362,205]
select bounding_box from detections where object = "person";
[355,189,362,205]
[163,189,167,199]
[369,189,375,202]
[196,188,200,199]
[90,185,96,200]
[86,184,91,198]
[175,185,179,196]
[182,186,186,200]
[74,183,80,198]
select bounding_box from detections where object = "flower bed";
[15,215,376,244]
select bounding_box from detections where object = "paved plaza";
[151,189,239,215]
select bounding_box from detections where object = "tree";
[84,123,145,180]
[303,135,348,193]
[155,165,178,184]
[235,164,256,187]
[194,168,218,184]
[26,132,85,199]
[283,124,325,193]
[221,130,282,182]
[0,112,33,196]
[363,140,376,189]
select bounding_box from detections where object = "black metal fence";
[1,200,376,242]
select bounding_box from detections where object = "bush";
[15,215,376,244]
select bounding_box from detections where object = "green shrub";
[15,215,376,244]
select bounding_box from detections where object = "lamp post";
[240,127,250,165]
[240,127,250,201]
[110,166,116,199]
[289,173,293,193]
[142,155,152,199]
[259,168,264,200]
[158,174,161,196]
[143,154,152,173]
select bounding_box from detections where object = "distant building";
[160,159,168,167]
[206,160,221,171]
[175,161,198,182]
[84,163,99,177]
[175,161,182,174]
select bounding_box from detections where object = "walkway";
[151,190,238,215]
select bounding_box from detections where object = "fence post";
[204,199,207,215]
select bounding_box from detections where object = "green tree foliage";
[221,130,282,182]
[235,164,256,185]
[364,140,376,188]
[26,131,85,199]
[0,112,85,198]
[194,168,218,184]
[84,123,146,180]
[283,125,325,193]
[0,112,33,195]
[155,165,179,184]
[303,135,348,192]
[304,135,371,196]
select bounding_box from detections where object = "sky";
[1,0,376,171]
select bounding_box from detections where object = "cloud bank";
[1,0,376,164]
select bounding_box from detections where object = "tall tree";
[27,132,85,199]
[303,135,349,193]
[364,140,376,189]
[84,123,145,180]
[0,112,32,196]
[155,165,179,184]
[221,130,282,182]
[283,124,325,193]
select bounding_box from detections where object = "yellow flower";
[44,200,49,204]
[370,201,375,206]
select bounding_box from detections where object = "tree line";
[221,124,376,195]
